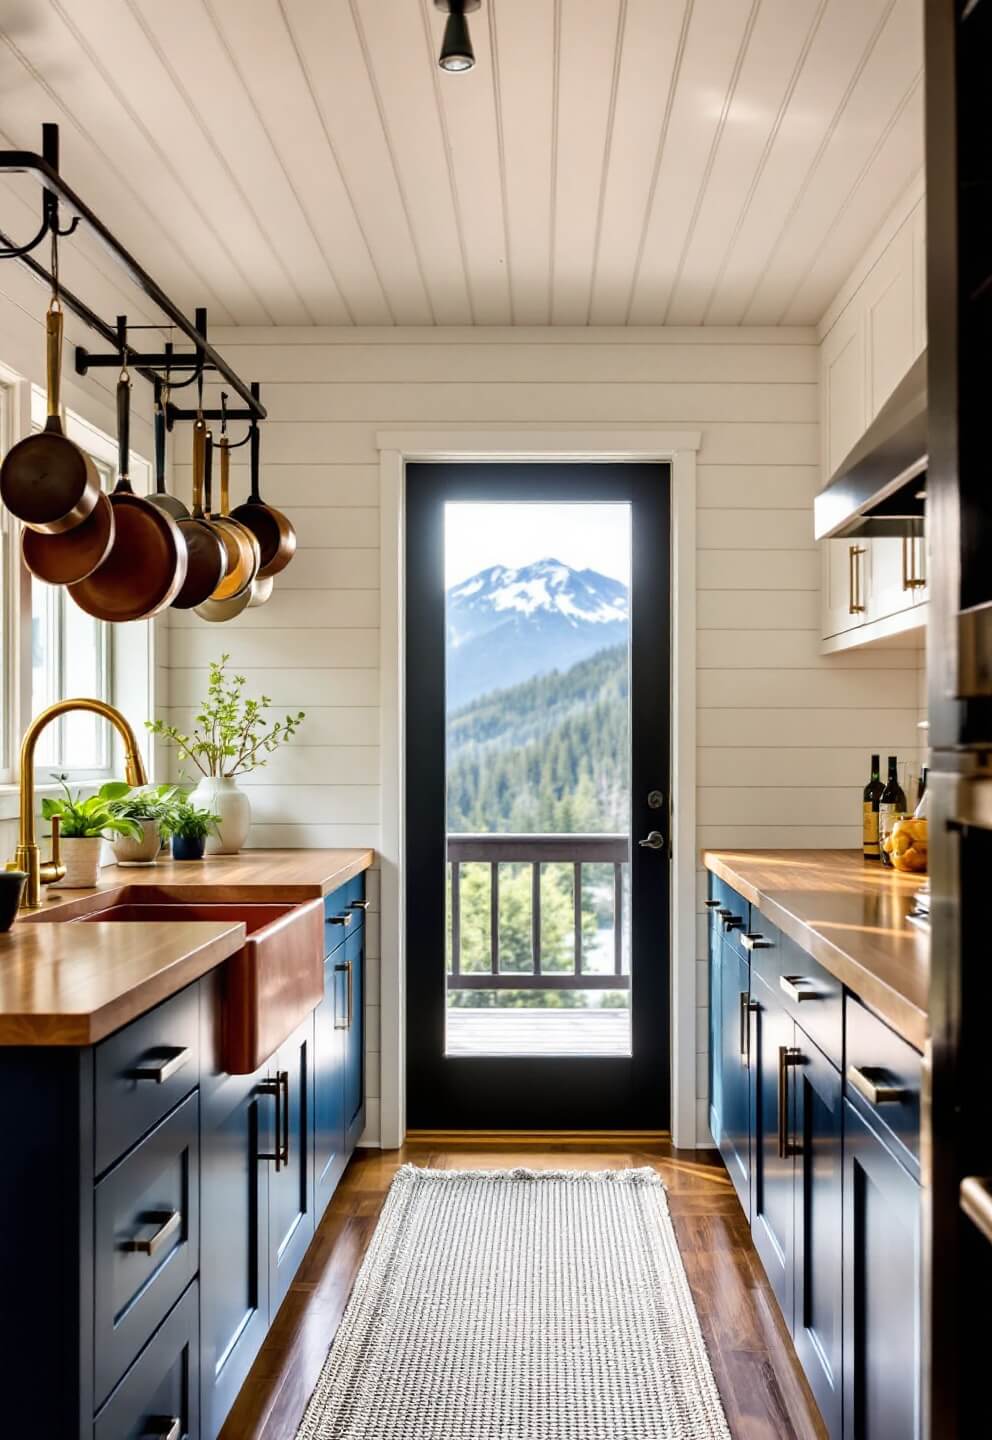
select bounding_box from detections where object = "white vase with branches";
[147,655,305,855]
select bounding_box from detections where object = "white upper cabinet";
[818,192,927,652]
[821,302,866,482]
[863,220,915,422]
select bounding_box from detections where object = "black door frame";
[405,461,672,1130]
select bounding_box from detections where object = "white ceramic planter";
[188,776,252,855]
[111,818,161,867]
[56,836,103,889]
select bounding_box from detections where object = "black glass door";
[405,462,671,1129]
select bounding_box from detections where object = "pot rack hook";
[115,314,129,384]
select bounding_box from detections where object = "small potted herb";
[168,799,222,861]
[41,776,143,888]
[147,654,304,854]
[107,785,181,866]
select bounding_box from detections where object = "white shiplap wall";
[162,326,924,1147]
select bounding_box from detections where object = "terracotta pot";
[188,776,251,855]
[55,836,103,889]
[111,818,161,867]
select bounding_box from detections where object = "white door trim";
[377,428,701,1150]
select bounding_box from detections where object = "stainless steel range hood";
[813,351,927,540]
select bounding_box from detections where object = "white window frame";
[0,368,155,812]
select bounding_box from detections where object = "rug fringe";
[391,1162,665,1186]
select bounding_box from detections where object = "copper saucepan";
[68,377,188,622]
[229,421,296,579]
[1,305,101,533]
[194,433,262,622]
[169,418,227,610]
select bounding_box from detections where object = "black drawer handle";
[140,1419,181,1440]
[741,933,772,951]
[327,911,354,928]
[722,914,745,932]
[704,899,722,909]
[778,1046,802,1157]
[780,975,819,1003]
[128,1046,190,1084]
[847,1064,907,1106]
[349,898,370,911]
[123,1209,181,1257]
[258,1071,290,1171]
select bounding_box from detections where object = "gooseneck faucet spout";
[10,699,148,910]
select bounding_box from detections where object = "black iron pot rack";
[0,124,265,426]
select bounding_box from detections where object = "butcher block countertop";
[0,848,374,1047]
[703,849,928,1052]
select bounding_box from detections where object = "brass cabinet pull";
[848,544,866,614]
[777,1046,802,1158]
[140,1419,181,1440]
[741,932,772,951]
[123,1209,181,1256]
[327,911,354,928]
[847,1064,906,1106]
[780,974,819,1003]
[258,1070,289,1171]
[902,535,926,591]
[128,1046,190,1084]
[961,1177,992,1247]
[335,960,354,1029]
[348,899,371,911]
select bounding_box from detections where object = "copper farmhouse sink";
[59,895,325,1073]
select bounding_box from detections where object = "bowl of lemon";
[883,816,928,873]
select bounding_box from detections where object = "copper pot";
[229,421,296,579]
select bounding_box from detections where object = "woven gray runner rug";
[296,1164,731,1439]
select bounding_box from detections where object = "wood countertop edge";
[702,849,928,1054]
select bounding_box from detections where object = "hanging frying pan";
[21,487,115,585]
[68,376,188,622]
[1,304,101,533]
[229,421,296,578]
[194,434,261,622]
[169,419,227,610]
[146,388,189,521]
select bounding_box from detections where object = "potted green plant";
[168,799,222,861]
[107,784,181,866]
[41,776,143,888]
[147,654,304,854]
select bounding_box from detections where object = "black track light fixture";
[435,0,480,73]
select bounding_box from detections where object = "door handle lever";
[638,831,665,851]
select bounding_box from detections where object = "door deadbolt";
[647,790,664,810]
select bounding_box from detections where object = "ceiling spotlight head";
[435,0,480,73]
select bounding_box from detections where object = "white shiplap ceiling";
[0,0,924,328]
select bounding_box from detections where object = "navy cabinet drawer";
[94,1092,200,1407]
[747,918,843,1070]
[95,1281,199,1440]
[705,874,750,958]
[324,873,367,953]
[845,995,921,1173]
[95,982,200,1174]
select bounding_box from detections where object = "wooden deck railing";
[447,833,629,990]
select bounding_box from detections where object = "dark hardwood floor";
[219,1140,827,1440]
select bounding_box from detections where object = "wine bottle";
[863,754,884,861]
[879,755,908,868]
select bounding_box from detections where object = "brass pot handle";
[219,434,231,516]
[45,304,63,422]
[192,418,206,519]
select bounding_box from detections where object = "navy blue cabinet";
[342,926,366,1151]
[792,1032,844,1440]
[268,1014,316,1316]
[707,874,919,1440]
[749,967,795,1326]
[718,938,753,1218]
[843,1099,921,1440]
[314,948,348,1218]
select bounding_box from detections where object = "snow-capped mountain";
[446,558,629,708]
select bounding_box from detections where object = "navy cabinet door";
[343,927,366,1150]
[749,967,795,1327]
[314,949,347,1220]
[718,939,752,1218]
[200,976,271,1440]
[708,911,723,1145]
[843,1099,921,1440]
[268,1014,315,1317]
[793,1034,844,1440]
